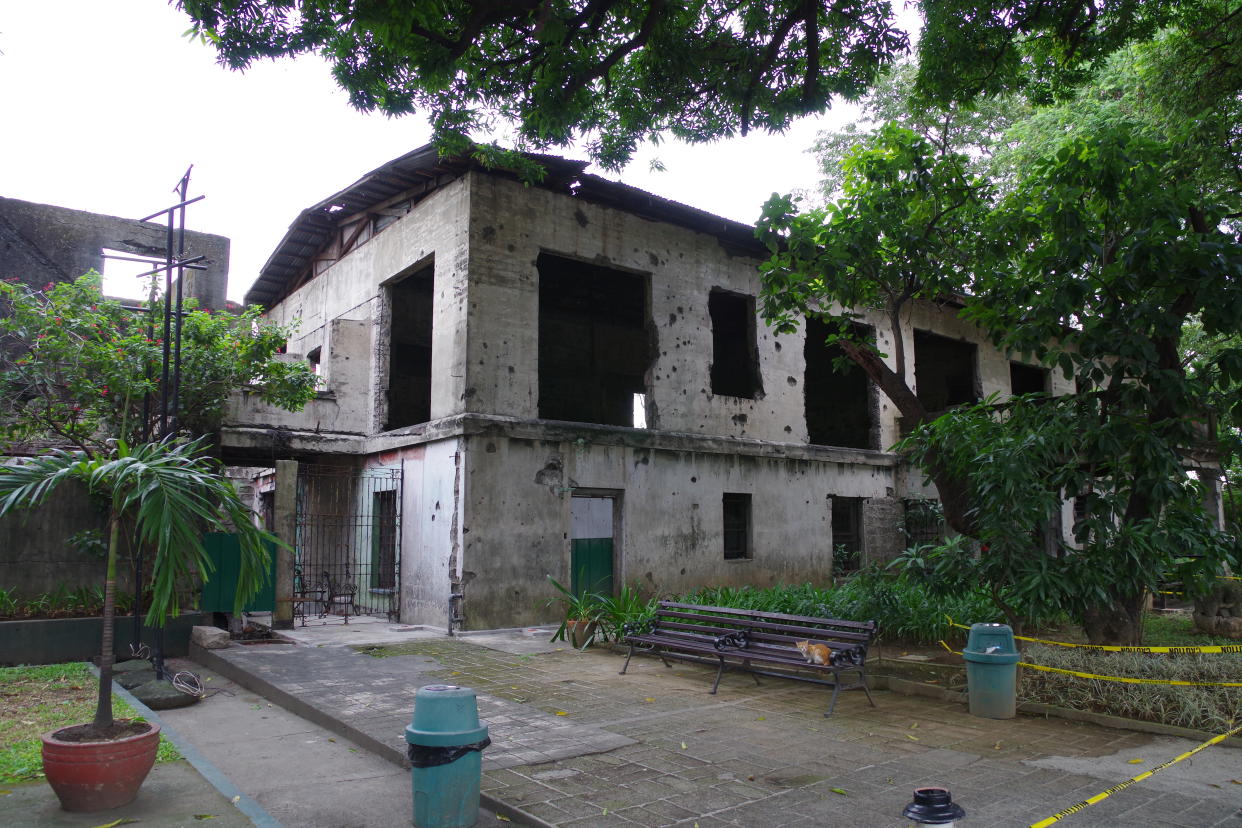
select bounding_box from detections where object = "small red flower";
[100,386,109,396]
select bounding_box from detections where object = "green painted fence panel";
[199,533,276,613]
[570,538,614,598]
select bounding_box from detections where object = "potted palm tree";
[0,438,274,812]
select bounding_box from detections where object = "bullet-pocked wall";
[459,430,899,630]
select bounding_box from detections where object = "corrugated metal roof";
[246,143,764,308]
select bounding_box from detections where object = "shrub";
[1019,644,1242,732]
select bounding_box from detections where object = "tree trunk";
[838,339,977,535]
[93,514,120,732]
[1082,593,1146,646]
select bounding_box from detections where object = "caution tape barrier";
[1027,721,1242,827]
[945,616,1242,654]
[938,642,1242,686]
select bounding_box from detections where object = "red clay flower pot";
[41,721,160,812]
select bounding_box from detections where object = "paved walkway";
[194,620,1242,827]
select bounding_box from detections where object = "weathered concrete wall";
[393,439,461,628]
[459,427,898,630]
[242,179,472,437]
[465,173,810,441]
[0,478,113,596]
[0,195,229,309]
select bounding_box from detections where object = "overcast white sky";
[0,2,887,303]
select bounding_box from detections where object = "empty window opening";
[100,247,160,302]
[722,493,752,560]
[1010,361,1048,395]
[632,393,647,429]
[306,346,322,378]
[538,254,651,426]
[914,330,979,413]
[385,265,434,430]
[831,496,863,573]
[904,498,946,546]
[708,289,762,398]
[803,317,876,449]
[371,490,398,590]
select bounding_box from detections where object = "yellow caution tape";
[1028,721,1242,827]
[937,642,1242,686]
[944,616,1242,654]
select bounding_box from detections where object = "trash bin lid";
[964,622,1017,655]
[405,684,489,746]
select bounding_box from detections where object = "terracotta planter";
[568,619,597,649]
[41,721,160,811]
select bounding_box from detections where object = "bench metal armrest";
[713,630,750,651]
[622,616,656,637]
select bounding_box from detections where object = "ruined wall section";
[0,196,228,309]
[225,179,472,441]
[459,428,897,630]
[465,173,807,442]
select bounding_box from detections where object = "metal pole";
[170,166,191,435]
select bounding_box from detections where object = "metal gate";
[295,465,402,622]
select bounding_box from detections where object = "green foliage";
[0,439,273,624]
[176,0,1188,170]
[592,583,658,643]
[0,438,277,730]
[0,272,316,452]
[675,571,1004,644]
[1019,644,1242,732]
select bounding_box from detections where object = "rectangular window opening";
[1010,361,1049,396]
[804,317,876,449]
[100,247,159,303]
[831,496,863,573]
[371,490,398,590]
[538,253,651,426]
[722,493,752,560]
[307,346,322,378]
[708,289,762,398]
[914,330,979,414]
[385,264,434,430]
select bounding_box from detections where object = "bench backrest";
[653,601,877,651]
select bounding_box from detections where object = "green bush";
[1020,644,1242,732]
[675,569,1004,644]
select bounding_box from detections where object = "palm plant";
[0,438,273,735]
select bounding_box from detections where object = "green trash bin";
[963,623,1020,719]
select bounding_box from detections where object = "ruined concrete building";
[222,145,1072,631]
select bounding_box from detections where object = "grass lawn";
[0,663,180,784]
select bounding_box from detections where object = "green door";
[199,533,277,613]
[570,496,614,598]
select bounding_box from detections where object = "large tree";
[176,0,1189,169]
[759,16,1242,642]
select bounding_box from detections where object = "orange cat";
[794,639,832,666]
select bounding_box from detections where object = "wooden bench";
[620,601,878,717]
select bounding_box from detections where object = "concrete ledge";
[1,612,210,666]
[190,642,554,828]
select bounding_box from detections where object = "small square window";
[722,493,752,560]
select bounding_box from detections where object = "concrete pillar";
[272,459,298,629]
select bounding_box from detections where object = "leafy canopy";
[176,0,1190,169]
[0,272,317,453]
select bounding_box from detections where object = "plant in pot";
[0,438,273,812]
[545,575,603,649]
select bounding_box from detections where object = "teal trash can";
[405,685,490,828]
[962,623,1020,719]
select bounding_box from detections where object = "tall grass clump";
[1020,644,1242,732]
[676,568,1003,644]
